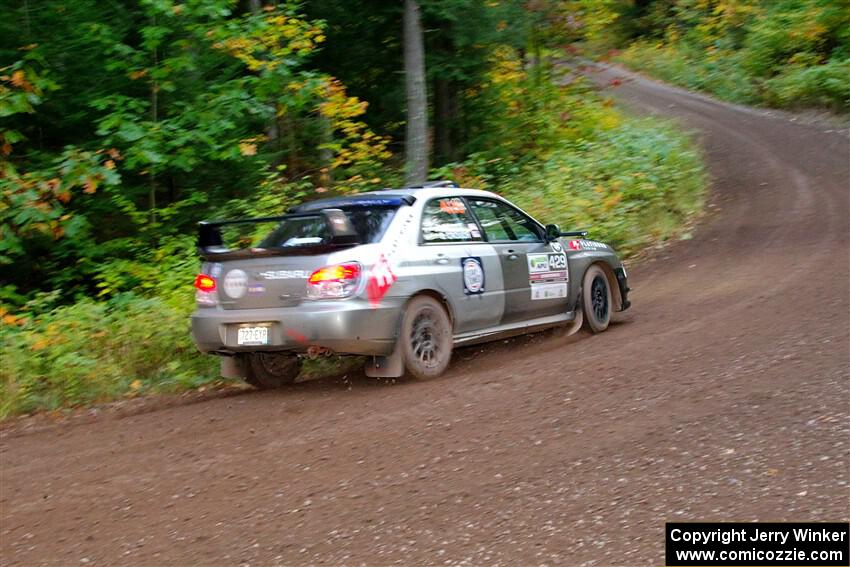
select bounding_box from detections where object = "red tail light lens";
[194,274,216,292]
[194,273,218,306]
[307,263,361,299]
[308,264,360,284]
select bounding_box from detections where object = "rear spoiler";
[198,209,359,259]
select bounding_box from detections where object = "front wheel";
[581,264,612,333]
[399,295,453,380]
[244,352,301,389]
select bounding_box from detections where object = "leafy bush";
[762,57,850,109]
[615,42,759,105]
[607,0,850,112]
[0,294,217,418]
[509,118,705,255]
[439,114,705,256]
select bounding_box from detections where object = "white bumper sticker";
[531,282,568,301]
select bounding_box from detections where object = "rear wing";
[198,209,359,260]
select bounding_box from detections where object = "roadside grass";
[614,42,850,112]
[0,296,218,418]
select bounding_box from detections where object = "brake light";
[194,274,216,292]
[194,273,218,306]
[306,263,361,299]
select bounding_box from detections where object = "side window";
[467,199,541,242]
[420,198,483,244]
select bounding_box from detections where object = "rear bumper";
[191,297,405,356]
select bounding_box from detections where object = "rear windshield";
[258,206,398,248]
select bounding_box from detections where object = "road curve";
[2,68,848,566]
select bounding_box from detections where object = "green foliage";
[762,56,850,109]
[0,294,218,418]
[509,118,705,255]
[2,1,390,296]
[606,0,850,111]
[435,58,706,255]
[616,41,760,104]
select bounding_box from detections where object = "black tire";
[582,264,612,333]
[244,352,301,389]
[399,295,453,380]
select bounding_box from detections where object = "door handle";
[504,249,518,261]
[435,258,449,265]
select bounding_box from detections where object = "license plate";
[237,326,269,345]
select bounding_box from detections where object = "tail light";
[194,273,218,306]
[306,263,361,299]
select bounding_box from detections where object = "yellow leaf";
[130,380,142,391]
[239,142,257,156]
[2,314,20,326]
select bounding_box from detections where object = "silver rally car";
[191,181,630,387]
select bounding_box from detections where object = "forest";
[1,0,845,416]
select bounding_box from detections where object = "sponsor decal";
[367,210,415,309]
[551,242,563,253]
[247,283,266,295]
[257,270,311,280]
[528,253,551,273]
[461,257,485,294]
[569,239,609,251]
[223,269,248,299]
[529,271,567,281]
[531,282,568,301]
[428,225,472,240]
[367,253,397,307]
[439,198,466,215]
[527,252,569,283]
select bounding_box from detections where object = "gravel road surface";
[2,66,848,566]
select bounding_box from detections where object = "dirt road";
[2,67,848,566]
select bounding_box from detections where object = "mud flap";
[365,342,404,378]
[220,355,247,378]
[564,308,584,337]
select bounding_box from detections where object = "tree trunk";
[403,0,428,186]
[149,14,158,227]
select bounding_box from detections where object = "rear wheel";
[399,295,453,379]
[244,352,301,389]
[582,264,612,333]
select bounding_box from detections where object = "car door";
[412,196,504,334]
[466,198,569,324]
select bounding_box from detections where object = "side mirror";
[544,223,590,242]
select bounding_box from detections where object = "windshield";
[258,206,399,248]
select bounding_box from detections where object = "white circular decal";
[551,242,563,253]
[462,257,484,294]
[223,269,248,299]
